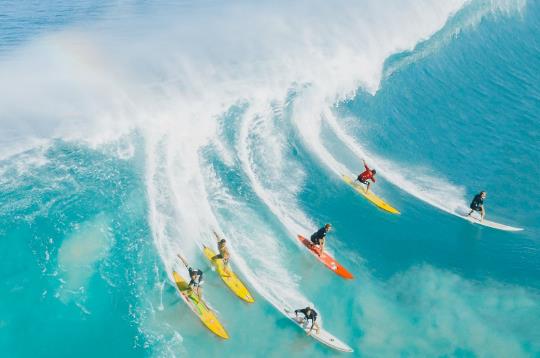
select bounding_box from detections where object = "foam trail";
[144,109,312,314]
[292,90,351,176]
[238,104,313,235]
[214,103,315,310]
[324,112,468,214]
[290,71,467,216]
[145,133,214,270]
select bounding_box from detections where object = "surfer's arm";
[177,254,189,268]
[363,160,369,171]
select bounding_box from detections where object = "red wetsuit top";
[358,164,376,182]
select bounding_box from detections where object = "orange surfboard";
[297,235,353,279]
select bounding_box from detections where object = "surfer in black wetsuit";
[310,224,331,257]
[177,254,204,298]
[467,191,487,221]
[294,306,320,335]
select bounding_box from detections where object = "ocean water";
[1,1,539,357]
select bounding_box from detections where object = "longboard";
[342,174,400,214]
[202,246,255,303]
[172,270,229,339]
[458,211,523,232]
[283,308,353,353]
[297,235,353,279]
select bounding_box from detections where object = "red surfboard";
[297,235,354,279]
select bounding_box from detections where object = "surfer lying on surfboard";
[295,306,320,335]
[467,191,487,221]
[212,231,232,277]
[355,160,377,193]
[177,254,204,298]
[310,224,331,257]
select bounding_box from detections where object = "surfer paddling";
[294,306,320,335]
[355,160,377,193]
[310,224,331,257]
[467,191,487,221]
[177,254,204,298]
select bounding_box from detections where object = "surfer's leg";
[222,258,232,276]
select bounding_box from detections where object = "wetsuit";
[295,308,318,328]
[188,267,204,288]
[310,227,327,245]
[470,194,484,212]
[357,164,376,185]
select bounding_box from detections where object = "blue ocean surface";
[1,1,539,357]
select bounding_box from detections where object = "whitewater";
[1,0,539,357]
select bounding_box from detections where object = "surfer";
[355,160,377,193]
[310,224,331,257]
[177,254,204,298]
[212,231,231,276]
[294,306,320,335]
[467,191,487,221]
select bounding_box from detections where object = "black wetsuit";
[470,194,484,212]
[310,227,327,245]
[188,267,203,287]
[295,308,318,327]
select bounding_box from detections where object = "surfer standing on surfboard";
[310,224,331,257]
[467,191,487,221]
[355,160,377,193]
[212,231,232,277]
[177,254,204,298]
[294,306,320,335]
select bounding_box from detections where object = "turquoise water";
[1,1,539,357]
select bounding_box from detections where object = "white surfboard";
[283,308,353,353]
[457,210,523,232]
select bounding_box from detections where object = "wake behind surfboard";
[342,174,400,214]
[457,210,523,232]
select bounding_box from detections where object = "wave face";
[1,0,540,357]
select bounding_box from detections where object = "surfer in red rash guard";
[355,160,377,193]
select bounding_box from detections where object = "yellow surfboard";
[172,271,229,339]
[342,174,400,214]
[203,246,255,303]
